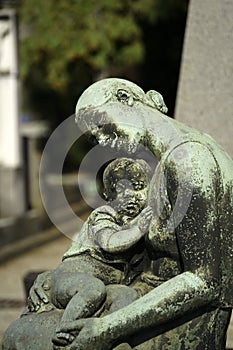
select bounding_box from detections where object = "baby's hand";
[137,206,153,234]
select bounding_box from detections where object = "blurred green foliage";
[19,0,158,91]
[17,0,188,165]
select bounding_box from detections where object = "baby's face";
[110,169,149,218]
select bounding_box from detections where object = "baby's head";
[103,158,152,219]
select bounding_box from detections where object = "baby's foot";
[52,331,75,348]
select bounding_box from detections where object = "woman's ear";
[146,90,168,114]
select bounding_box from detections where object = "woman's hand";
[27,270,52,311]
[58,318,112,350]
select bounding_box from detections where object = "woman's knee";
[3,311,62,350]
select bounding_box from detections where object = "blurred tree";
[17,0,188,165]
[18,0,188,118]
[19,0,157,113]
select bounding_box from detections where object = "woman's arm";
[60,271,215,350]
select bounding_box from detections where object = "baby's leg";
[61,274,105,325]
[51,270,106,325]
[105,285,138,313]
[51,270,106,348]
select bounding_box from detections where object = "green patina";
[3,78,233,350]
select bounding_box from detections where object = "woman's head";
[75,78,167,155]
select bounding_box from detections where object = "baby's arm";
[93,206,152,254]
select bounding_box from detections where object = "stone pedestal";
[20,120,49,213]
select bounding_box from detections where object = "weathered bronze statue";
[48,157,152,348]
[3,78,233,350]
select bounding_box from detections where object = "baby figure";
[36,158,152,347]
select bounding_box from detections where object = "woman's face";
[75,78,146,155]
[91,123,143,154]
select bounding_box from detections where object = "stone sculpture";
[3,78,233,350]
[49,157,153,348]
